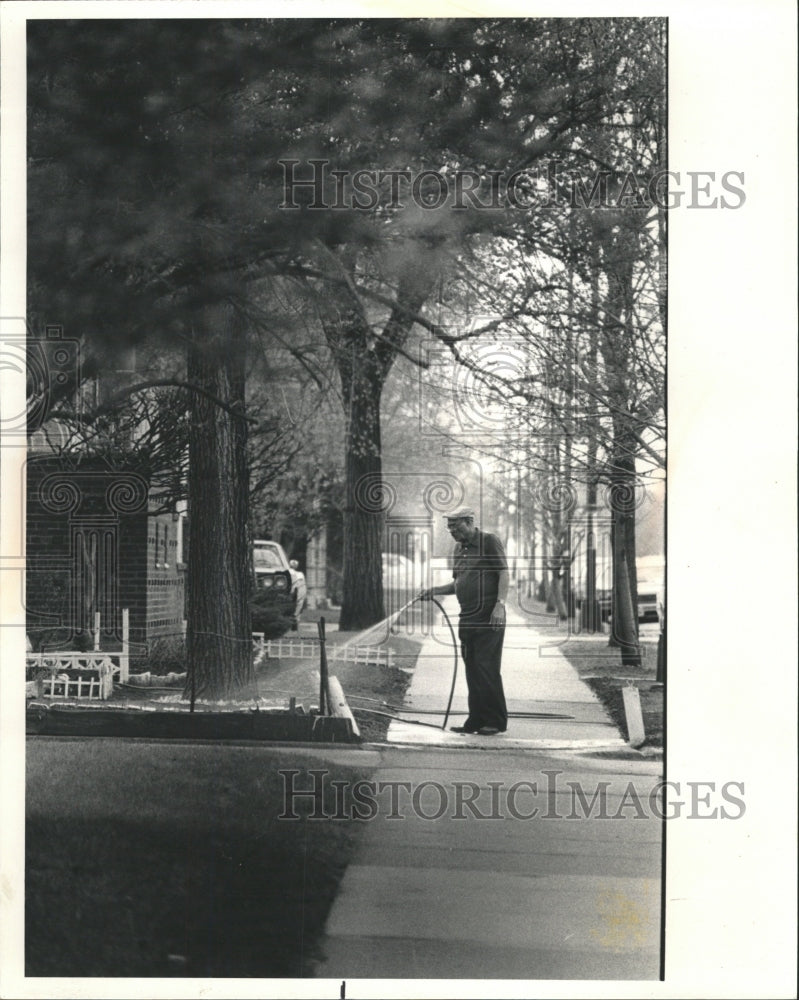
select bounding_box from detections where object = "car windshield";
[254,546,284,570]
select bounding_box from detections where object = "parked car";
[252,540,307,629]
[635,555,665,625]
[574,554,664,624]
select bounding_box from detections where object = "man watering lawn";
[419,507,509,735]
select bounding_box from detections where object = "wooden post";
[120,609,130,682]
[317,617,330,715]
[93,612,101,651]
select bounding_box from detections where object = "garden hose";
[371,593,459,731]
[376,592,460,730]
[430,596,459,730]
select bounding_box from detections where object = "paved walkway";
[386,596,626,750]
[316,600,664,982]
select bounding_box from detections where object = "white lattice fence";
[27,650,127,681]
[331,645,394,668]
[257,637,394,668]
[25,608,130,693]
[26,655,115,700]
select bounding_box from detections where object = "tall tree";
[448,19,665,657]
[28,17,666,686]
[27,19,325,695]
[287,17,654,629]
[312,244,442,628]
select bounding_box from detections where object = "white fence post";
[93,612,101,651]
[121,608,129,682]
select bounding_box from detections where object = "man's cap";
[444,506,476,521]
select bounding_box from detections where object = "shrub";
[145,636,187,675]
[29,626,94,653]
[250,593,293,639]
[26,574,71,652]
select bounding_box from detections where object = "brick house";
[26,449,187,658]
[25,332,190,659]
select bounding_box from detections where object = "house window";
[176,513,188,568]
[154,522,169,568]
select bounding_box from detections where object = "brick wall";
[119,508,148,655]
[25,463,74,647]
[25,456,185,653]
[145,511,185,641]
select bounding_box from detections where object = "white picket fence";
[26,657,115,700]
[25,609,130,700]
[254,635,394,669]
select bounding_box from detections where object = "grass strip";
[27,744,374,977]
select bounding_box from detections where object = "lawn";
[556,634,663,749]
[26,742,376,978]
[25,605,422,976]
[93,600,422,743]
[262,602,422,742]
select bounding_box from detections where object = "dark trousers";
[459,622,507,731]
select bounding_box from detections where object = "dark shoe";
[477,726,500,736]
[450,725,478,734]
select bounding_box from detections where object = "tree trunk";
[583,258,602,632]
[339,366,386,631]
[598,238,641,666]
[184,304,254,700]
[542,536,554,610]
[318,244,440,631]
[608,448,641,667]
[584,535,601,632]
[549,566,568,620]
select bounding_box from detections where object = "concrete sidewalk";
[315,601,664,981]
[386,596,627,751]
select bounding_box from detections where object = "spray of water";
[334,596,423,651]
